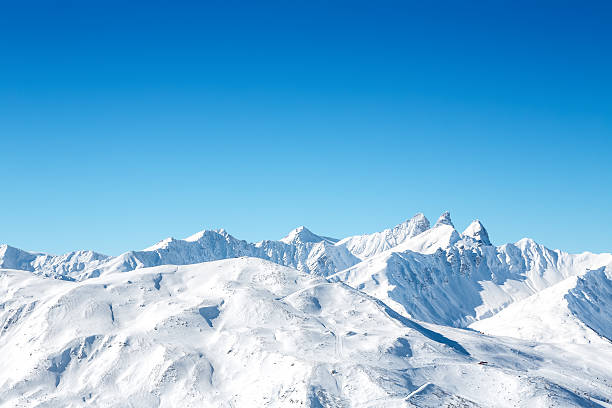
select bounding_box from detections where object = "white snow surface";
[471,264,612,344]
[1,259,611,407]
[1,211,612,407]
[330,229,611,327]
[335,213,430,259]
[462,220,491,246]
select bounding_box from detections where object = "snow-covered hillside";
[1,259,611,407]
[471,264,612,344]
[1,212,611,407]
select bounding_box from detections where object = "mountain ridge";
[2,212,612,406]
[1,212,610,330]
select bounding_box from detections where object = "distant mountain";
[335,213,430,259]
[1,212,610,329]
[0,214,431,281]
[328,214,612,327]
[0,227,358,280]
[0,244,110,280]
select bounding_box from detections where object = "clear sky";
[1,1,610,255]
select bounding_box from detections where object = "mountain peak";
[408,212,430,230]
[184,229,207,242]
[434,211,454,228]
[462,219,491,245]
[280,226,323,245]
[393,213,430,236]
[143,237,175,251]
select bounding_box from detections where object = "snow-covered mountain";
[329,215,611,327]
[335,213,430,259]
[0,214,431,281]
[1,259,611,407]
[1,211,612,407]
[471,264,612,344]
[0,226,358,281]
[2,212,610,328]
[0,244,110,280]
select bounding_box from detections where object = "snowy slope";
[335,213,430,259]
[330,214,612,327]
[1,259,611,407]
[471,264,612,344]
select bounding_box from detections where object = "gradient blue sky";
[1,1,611,255]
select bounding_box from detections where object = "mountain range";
[1,212,611,407]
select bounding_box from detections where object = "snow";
[0,228,357,280]
[0,244,110,279]
[1,259,612,407]
[335,213,430,259]
[434,211,454,227]
[1,212,612,406]
[330,223,611,327]
[462,219,491,246]
[472,264,612,345]
[280,226,335,245]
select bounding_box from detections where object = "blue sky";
[1,1,610,255]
